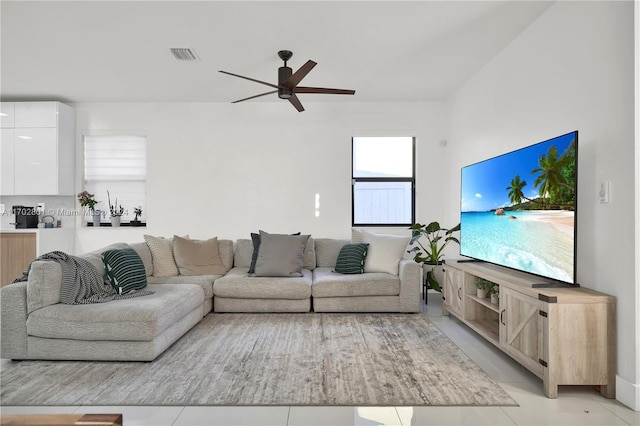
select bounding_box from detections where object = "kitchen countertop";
[1,228,70,233]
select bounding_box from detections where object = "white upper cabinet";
[1,103,15,128]
[0,102,75,196]
[1,129,15,195]
[14,128,59,195]
[14,102,58,127]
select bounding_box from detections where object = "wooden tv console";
[442,260,616,399]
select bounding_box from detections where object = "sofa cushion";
[312,267,400,298]
[213,267,312,299]
[26,261,62,314]
[102,248,148,295]
[26,284,204,342]
[144,235,180,277]
[314,238,350,268]
[148,275,218,299]
[334,243,369,274]
[361,231,410,275]
[129,242,153,277]
[78,243,129,279]
[254,231,310,277]
[234,239,254,268]
[217,239,234,271]
[173,235,227,276]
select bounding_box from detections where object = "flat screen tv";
[459,131,578,286]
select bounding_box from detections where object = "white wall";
[444,1,637,409]
[73,101,448,252]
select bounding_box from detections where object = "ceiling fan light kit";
[219,50,355,112]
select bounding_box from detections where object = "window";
[83,134,147,224]
[352,136,415,226]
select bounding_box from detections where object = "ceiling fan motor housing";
[278,66,293,99]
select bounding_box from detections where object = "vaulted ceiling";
[1,1,553,103]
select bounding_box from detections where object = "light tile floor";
[2,292,638,426]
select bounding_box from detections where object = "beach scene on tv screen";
[460,132,576,283]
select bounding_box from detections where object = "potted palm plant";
[407,221,460,292]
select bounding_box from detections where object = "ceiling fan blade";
[288,94,305,112]
[219,70,279,89]
[231,90,278,103]
[282,60,317,89]
[295,87,356,95]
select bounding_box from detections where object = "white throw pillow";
[361,231,410,275]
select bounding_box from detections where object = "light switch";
[598,181,610,203]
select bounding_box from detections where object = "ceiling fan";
[219,50,355,112]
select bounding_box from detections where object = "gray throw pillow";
[249,231,301,274]
[254,231,310,277]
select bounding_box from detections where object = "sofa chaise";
[0,239,234,361]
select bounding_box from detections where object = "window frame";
[351,136,416,227]
[82,132,147,227]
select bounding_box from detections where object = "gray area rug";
[0,313,517,406]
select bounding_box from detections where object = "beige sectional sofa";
[0,234,420,361]
[312,239,420,312]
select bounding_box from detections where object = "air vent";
[170,48,199,61]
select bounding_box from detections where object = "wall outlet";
[37,202,45,215]
[598,181,610,203]
[0,203,5,215]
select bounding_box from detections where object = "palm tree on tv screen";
[505,139,576,211]
[506,175,530,206]
[532,145,573,202]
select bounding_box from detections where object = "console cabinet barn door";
[443,265,464,318]
[13,128,58,195]
[499,286,544,378]
[1,129,15,195]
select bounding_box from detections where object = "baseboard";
[616,374,640,411]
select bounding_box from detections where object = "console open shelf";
[467,294,499,312]
[442,260,616,399]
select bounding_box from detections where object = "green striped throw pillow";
[102,248,148,295]
[334,243,369,274]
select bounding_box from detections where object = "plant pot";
[491,294,499,304]
[130,219,142,227]
[477,288,487,298]
[92,210,102,227]
[423,261,444,292]
[110,216,121,227]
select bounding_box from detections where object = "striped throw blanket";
[14,251,153,304]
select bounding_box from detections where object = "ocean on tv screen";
[460,210,574,283]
